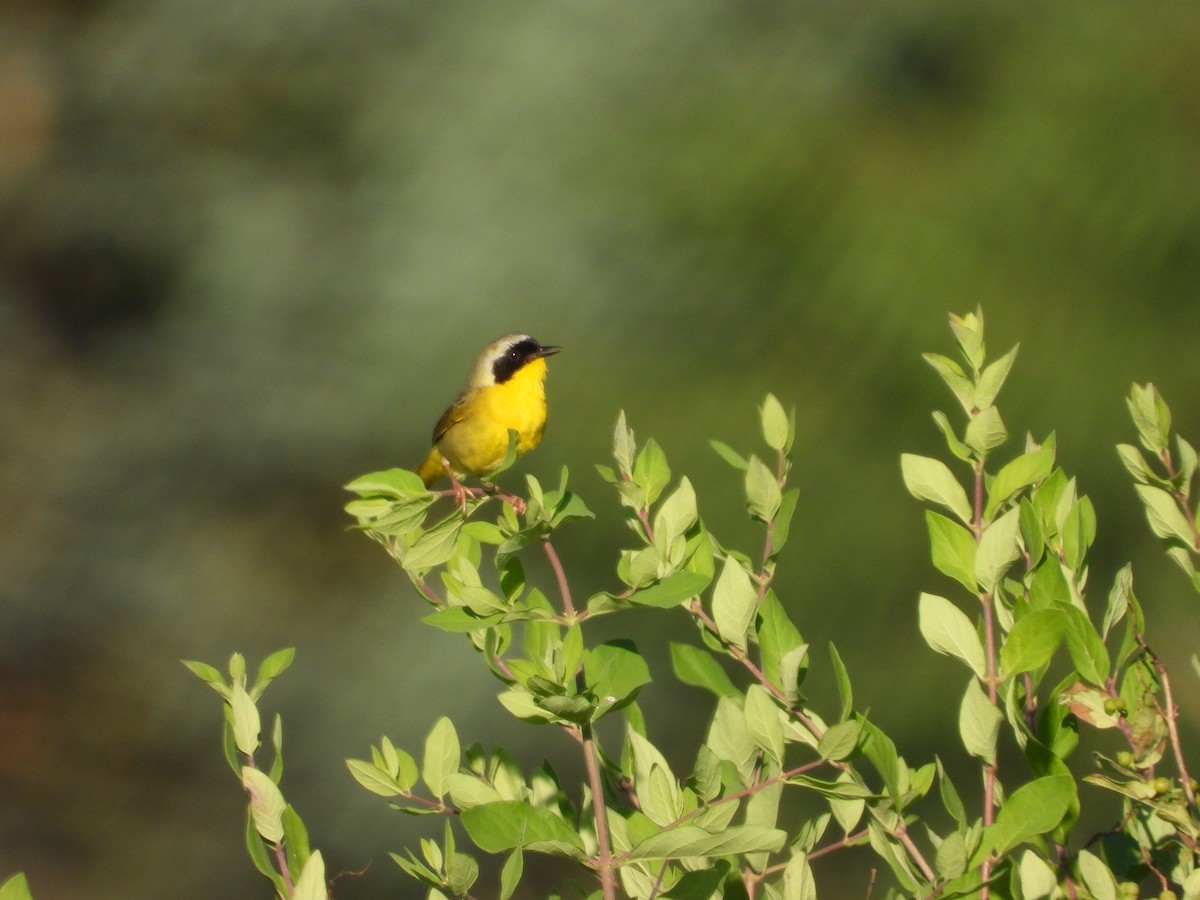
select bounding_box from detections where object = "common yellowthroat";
[415,334,560,487]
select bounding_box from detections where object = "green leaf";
[422,717,461,798]
[661,862,731,900]
[242,766,286,843]
[711,557,758,650]
[985,447,1053,520]
[0,874,33,900]
[626,825,787,861]
[710,440,749,470]
[628,728,680,827]
[932,410,973,462]
[230,682,261,757]
[859,719,903,803]
[705,697,758,785]
[653,477,699,545]
[901,454,973,525]
[965,405,1008,456]
[244,809,286,893]
[1018,849,1058,899]
[828,643,853,723]
[771,488,800,556]
[761,393,792,451]
[421,605,506,633]
[182,658,228,696]
[1101,564,1132,641]
[926,512,978,592]
[627,571,712,609]
[918,593,986,679]
[1134,484,1195,546]
[949,308,986,371]
[1000,609,1065,676]
[1126,383,1171,455]
[633,438,671,505]
[923,353,975,413]
[347,758,405,797]
[253,647,296,696]
[975,344,1019,410]
[345,467,429,498]
[1115,443,1156,486]
[1060,606,1109,686]
[1075,848,1118,900]
[935,831,969,880]
[612,410,636,473]
[670,642,740,698]
[975,506,1021,592]
[499,849,523,900]
[584,640,652,713]
[756,592,806,699]
[783,850,818,900]
[744,684,785,765]
[460,802,586,858]
[978,775,1075,859]
[292,850,326,900]
[283,806,312,883]
[959,678,1001,764]
[937,758,966,828]
[745,454,782,522]
[402,518,463,574]
[817,718,864,762]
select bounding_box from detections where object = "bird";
[415,333,560,488]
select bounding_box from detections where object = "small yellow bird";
[415,333,561,487]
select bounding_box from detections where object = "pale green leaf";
[901,454,973,524]
[975,344,1018,409]
[292,850,327,900]
[760,393,791,451]
[959,678,1001,763]
[422,717,461,798]
[979,775,1075,858]
[965,405,1007,457]
[712,557,758,650]
[926,512,978,592]
[242,766,286,843]
[230,682,261,757]
[985,447,1053,520]
[0,874,33,900]
[670,642,740,698]
[1075,848,1117,900]
[626,824,787,861]
[1000,609,1065,676]
[975,506,1022,592]
[744,684,785,765]
[919,593,986,679]
[1135,484,1195,545]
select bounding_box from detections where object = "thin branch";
[543,539,575,617]
[1141,638,1199,815]
[580,719,618,900]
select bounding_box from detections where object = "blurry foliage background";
[2,2,1199,897]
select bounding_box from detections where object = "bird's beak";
[538,345,562,358]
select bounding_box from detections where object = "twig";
[543,539,575,617]
[1141,638,1199,815]
[580,718,618,900]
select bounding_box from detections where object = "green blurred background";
[2,2,1199,897]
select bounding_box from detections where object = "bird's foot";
[481,481,526,515]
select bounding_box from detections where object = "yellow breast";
[437,358,549,476]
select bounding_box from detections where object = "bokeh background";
[2,2,1199,897]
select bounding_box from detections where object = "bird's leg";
[481,481,526,515]
[442,461,475,514]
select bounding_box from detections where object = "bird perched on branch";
[415,334,560,488]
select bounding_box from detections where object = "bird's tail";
[415,447,445,487]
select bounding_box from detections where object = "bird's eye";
[508,349,521,359]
